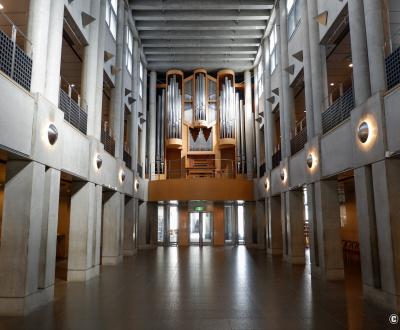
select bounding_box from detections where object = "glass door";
[189,212,200,245]
[201,212,212,245]
[169,205,179,246]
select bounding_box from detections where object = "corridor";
[0,247,392,330]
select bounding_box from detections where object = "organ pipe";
[155,90,165,173]
[195,73,206,122]
[219,77,236,139]
[240,100,246,173]
[166,75,182,139]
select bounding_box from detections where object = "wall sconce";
[119,169,125,183]
[280,168,287,182]
[96,154,102,169]
[306,153,313,169]
[264,177,270,191]
[357,121,369,144]
[47,124,58,145]
[134,178,140,191]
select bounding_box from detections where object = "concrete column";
[0,161,51,315]
[110,0,126,158]
[148,71,157,177]
[256,200,266,249]
[244,70,254,179]
[244,201,255,246]
[275,22,286,156]
[279,0,295,157]
[38,168,61,289]
[262,39,273,170]
[306,183,320,272]
[281,191,305,264]
[348,0,371,106]
[26,0,51,94]
[314,180,344,280]
[138,201,148,248]
[363,0,387,94]
[44,0,64,105]
[130,40,140,174]
[266,196,283,255]
[307,0,324,134]
[81,0,101,138]
[369,159,400,310]
[102,192,124,265]
[140,68,148,172]
[300,0,315,139]
[254,66,261,177]
[123,196,136,255]
[67,182,102,281]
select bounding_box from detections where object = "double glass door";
[189,212,212,246]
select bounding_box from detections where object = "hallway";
[0,247,392,330]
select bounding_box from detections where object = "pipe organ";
[154,69,247,179]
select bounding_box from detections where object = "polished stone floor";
[0,247,394,330]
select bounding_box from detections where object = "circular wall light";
[96,154,102,169]
[264,177,270,191]
[358,121,369,144]
[47,124,58,145]
[119,169,125,183]
[307,153,313,169]
[134,178,140,191]
[280,168,286,182]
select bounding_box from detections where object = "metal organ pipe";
[219,77,235,139]
[195,74,206,122]
[167,75,182,139]
[240,100,246,173]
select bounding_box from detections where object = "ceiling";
[130,0,274,72]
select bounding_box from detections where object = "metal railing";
[291,127,307,156]
[0,12,32,91]
[101,121,115,156]
[386,46,400,90]
[272,149,281,169]
[322,87,354,134]
[59,86,88,134]
[149,158,237,180]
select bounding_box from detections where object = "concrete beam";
[141,39,260,48]
[147,61,254,71]
[135,20,267,31]
[139,30,264,39]
[130,0,274,10]
[146,54,255,62]
[144,47,258,55]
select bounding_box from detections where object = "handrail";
[0,11,32,48]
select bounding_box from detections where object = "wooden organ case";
[157,69,245,180]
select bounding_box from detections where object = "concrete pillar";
[244,70,254,179]
[262,39,273,170]
[281,190,305,264]
[123,196,136,255]
[348,0,371,106]
[26,0,51,94]
[0,161,52,315]
[300,0,315,139]
[140,68,148,173]
[254,66,261,177]
[256,200,266,249]
[148,71,157,177]
[130,40,140,174]
[67,182,102,281]
[244,201,255,246]
[110,0,126,158]
[81,0,101,138]
[266,196,283,255]
[102,192,124,265]
[137,201,157,248]
[137,201,148,248]
[44,0,64,105]
[363,0,387,94]
[306,183,320,272]
[314,180,344,280]
[307,0,324,134]
[279,0,295,157]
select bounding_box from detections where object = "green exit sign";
[194,206,205,212]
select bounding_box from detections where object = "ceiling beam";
[135,20,267,31]
[146,55,255,62]
[132,10,270,21]
[147,61,254,72]
[138,30,264,39]
[144,47,258,55]
[141,39,261,48]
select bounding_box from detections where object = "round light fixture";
[120,169,125,183]
[280,168,286,182]
[47,124,58,145]
[264,177,270,191]
[96,154,102,169]
[358,121,369,143]
[307,153,313,169]
[134,178,140,191]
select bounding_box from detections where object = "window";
[257,61,264,97]
[105,0,118,39]
[269,24,278,74]
[126,26,133,74]
[139,62,143,98]
[287,0,301,38]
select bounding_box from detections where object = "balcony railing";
[322,88,354,134]
[0,12,32,91]
[272,149,282,169]
[59,88,88,134]
[101,122,115,156]
[386,46,400,90]
[291,127,307,156]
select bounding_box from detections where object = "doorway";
[189,212,213,246]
